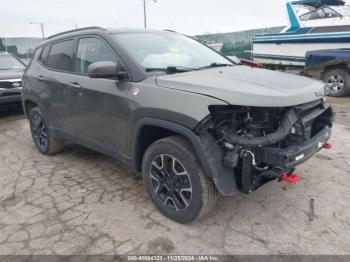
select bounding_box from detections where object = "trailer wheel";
[323,68,350,97]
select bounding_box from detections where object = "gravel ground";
[0,98,349,255]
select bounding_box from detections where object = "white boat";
[253,0,350,67]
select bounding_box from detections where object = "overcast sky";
[2,0,350,38]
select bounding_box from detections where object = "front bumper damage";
[240,126,332,193]
[197,98,334,195]
[255,126,331,170]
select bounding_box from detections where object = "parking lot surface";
[0,98,349,255]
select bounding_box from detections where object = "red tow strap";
[323,143,332,149]
[280,172,300,183]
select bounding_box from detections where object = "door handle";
[68,82,82,90]
[37,75,45,81]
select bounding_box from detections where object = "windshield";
[0,55,25,70]
[331,5,350,17]
[113,31,232,70]
[300,6,341,21]
[294,4,316,17]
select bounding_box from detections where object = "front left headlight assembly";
[12,81,22,88]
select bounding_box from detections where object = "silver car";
[0,52,25,108]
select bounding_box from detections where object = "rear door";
[41,39,77,137]
[70,36,132,156]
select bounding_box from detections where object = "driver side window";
[75,37,118,74]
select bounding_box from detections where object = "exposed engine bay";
[200,99,334,193]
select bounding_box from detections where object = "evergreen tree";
[0,38,6,52]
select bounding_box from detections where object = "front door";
[70,36,131,157]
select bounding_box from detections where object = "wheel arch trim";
[22,94,43,118]
[131,117,239,196]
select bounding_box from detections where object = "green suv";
[23,27,334,223]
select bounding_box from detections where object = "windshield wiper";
[145,66,195,74]
[145,63,233,74]
[198,62,234,70]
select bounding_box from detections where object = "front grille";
[0,92,21,97]
[0,82,14,89]
[293,100,334,141]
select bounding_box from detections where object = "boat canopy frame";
[291,0,345,8]
[285,0,347,32]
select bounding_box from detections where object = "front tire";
[142,136,218,223]
[323,68,350,97]
[29,107,64,155]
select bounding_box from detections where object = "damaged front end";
[196,99,334,194]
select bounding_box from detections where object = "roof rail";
[47,26,106,40]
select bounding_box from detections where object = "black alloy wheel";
[142,136,218,223]
[29,107,64,155]
[31,114,48,152]
[150,154,192,211]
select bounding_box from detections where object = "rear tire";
[323,68,350,97]
[142,136,218,224]
[29,107,64,155]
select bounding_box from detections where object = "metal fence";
[195,26,284,60]
[0,37,42,63]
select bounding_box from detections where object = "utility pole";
[143,0,147,29]
[30,22,47,40]
[143,0,158,29]
[40,22,45,39]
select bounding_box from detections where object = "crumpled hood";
[0,69,24,81]
[156,66,325,107]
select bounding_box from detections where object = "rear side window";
[40,45,50,64]
[46,40,74,72]
[75,37,118,74]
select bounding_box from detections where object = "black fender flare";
[22,94,44,118]
[131,118,239,196]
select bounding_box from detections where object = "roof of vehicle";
[291,0,345,7]
[43,27,172,46]
[46,26,107,40]
[108,28,173,34]
[0,52,10,56]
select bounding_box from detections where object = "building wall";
[0,37,42,63]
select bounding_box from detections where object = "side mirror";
[87,61,125,79]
